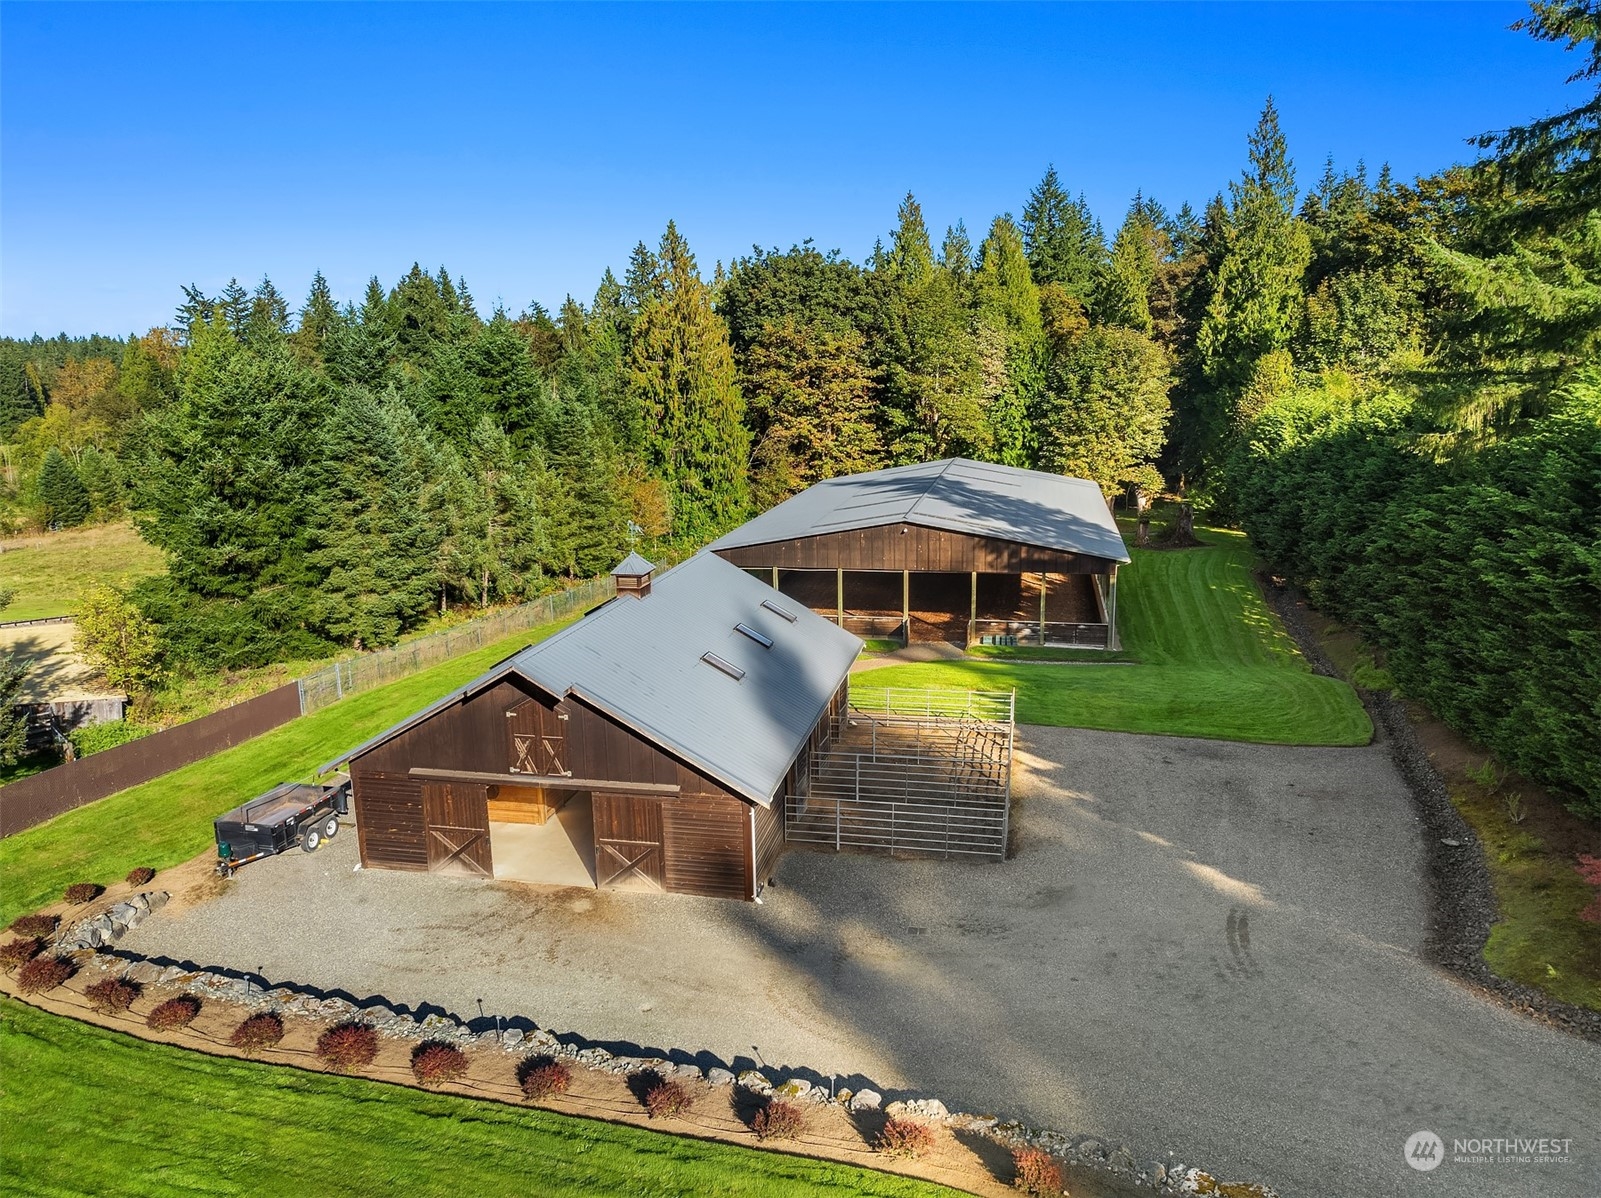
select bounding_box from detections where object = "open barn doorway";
[487,785,597,889]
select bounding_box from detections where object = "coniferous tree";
[1095,201,1164,333]
[245,277,290,346]
[627,221,750,538]
[0,655,29,768]
[309,390,440,647]
[218,278,252,337]
[37,447,92,527]
[973,216,1044,465]
[292,271,342,365]
[1022,166,1103,301]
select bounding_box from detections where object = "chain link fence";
[296,576,614,714]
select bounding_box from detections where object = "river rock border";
[1256,572,1601,1043]
[46,938,1271,1197]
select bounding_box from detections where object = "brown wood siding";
[661,793,752,900]
[754,798,784,882]
[352,770,427,871]
[712,523,1119,574]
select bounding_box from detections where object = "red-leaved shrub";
[63,882,103,905]
[0,937,44,972]
[1012,1147,1065,1196]
[125,867,156,886]
[644,1077,694,1119]
[410,1041,468,1086]
[753,1099,805,1141]
[84,977,141,1014]
[875,1115,937,1159]
[517,1056,571,1100]
[16,955,74,994]
[230,1012,285,1053]
[316,1022,379,1071]
[7,914,57,938]
[1577,853,1601,924]
[146,996,201,1031]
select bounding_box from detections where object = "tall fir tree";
[626,221,750,538]
[1021,166,1104,301]
[1094,200,1164,333]
[973,216,1045,465]
[37,447,92,527]
[292,271,342,365]
[309,390,440,647]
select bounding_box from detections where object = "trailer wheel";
[301,826,322,853]
[320,813,339,840]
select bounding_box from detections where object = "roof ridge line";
[904,457,959,520]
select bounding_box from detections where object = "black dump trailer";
[214,780,350,876]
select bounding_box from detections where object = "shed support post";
[902,570,910,645]
[1107,565,1120,650]
[969,571,978,646]
[771,566,778,590]
[1039,572,1048,646]
[837,568,844,627]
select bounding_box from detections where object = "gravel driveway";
[122,727,1601,1197]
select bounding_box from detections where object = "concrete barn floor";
[121,727,1601,1198]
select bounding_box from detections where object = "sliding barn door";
[422,782,493,876]
[592,791,664,891]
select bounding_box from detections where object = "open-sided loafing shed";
[709,457,1131,649]
[322,552,861,900]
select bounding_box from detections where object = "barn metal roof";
[321,553,862,806]
[610,552,655,576]
[708,457,1130,564]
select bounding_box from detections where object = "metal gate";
[784,687,1015,861]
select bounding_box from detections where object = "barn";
[709,457,1130,649]
[321,552,860,900]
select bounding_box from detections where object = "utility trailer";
[214,780,350,876]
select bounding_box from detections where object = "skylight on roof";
[700,652,746,680]
[734,622,773,648]
[760,599,797,623]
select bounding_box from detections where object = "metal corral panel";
[708,458,1130,564]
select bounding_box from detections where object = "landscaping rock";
[123,960,164,985]
[669,1062,702,1082]
[145,890,170,910]
[774,1078,813,1100]
[887,1098,948,1121]
[705,1067,735,1087]
[501,1028,524,1049]
[736,1069,772,1094]
[847,1088,881,1112]
[576,1047,613,1068]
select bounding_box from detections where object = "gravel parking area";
[122,727,1601,1197]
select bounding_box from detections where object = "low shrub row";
[12,969,1076,1189]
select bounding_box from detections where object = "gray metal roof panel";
[508,553,861,804]
[322,554,861,805]
[708,458,1130,563]
[610,552,656,576]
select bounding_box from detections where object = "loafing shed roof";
[708,457,1130,565]
[323,552,862,806]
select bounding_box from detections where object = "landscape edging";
[8,924,1274,1198]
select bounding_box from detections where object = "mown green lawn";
[0,998,960,1198]
[869,529,1370,746]
[0,521,166,620]
[0,619,575,927]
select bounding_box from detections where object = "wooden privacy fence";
[0,684,302,837]
[1,574,622,838]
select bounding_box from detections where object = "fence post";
[334,662,344,701]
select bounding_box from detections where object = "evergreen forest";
[2,2,1595,810]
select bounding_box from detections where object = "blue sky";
[0,2,1582,337]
